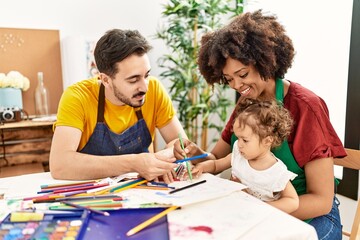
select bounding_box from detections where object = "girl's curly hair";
[198,10,295,86]
[234,98,293,148]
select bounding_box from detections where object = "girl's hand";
[230,174,241,183]
[181,160,216,180]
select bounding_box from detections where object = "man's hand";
[133,152,177,181]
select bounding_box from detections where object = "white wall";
[0,0,166,88]
[245,0,353,143]
[1,0,356,234]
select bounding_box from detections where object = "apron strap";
[97,84,105,123]
[135,109,144,120]
[97,84,144,122]
[275,78,284,103]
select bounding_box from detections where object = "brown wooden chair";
[334,148,360,240]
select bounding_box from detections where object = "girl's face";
[233,120,270,160]
[222,58,272,100]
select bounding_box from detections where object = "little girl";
[190,98,299,213]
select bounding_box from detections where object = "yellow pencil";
[134,186,170,190]
[126,205,179,236]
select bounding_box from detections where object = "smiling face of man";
[101,53,151,107]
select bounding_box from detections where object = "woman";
[174,10,346,240]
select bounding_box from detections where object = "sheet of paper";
[168,191,273,240]
[120,173,246,207]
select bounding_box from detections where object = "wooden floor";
[0,163,45,178]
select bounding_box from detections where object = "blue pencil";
[148,181,176,189]
[174,153,209,163]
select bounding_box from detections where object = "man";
[50,29,187,182]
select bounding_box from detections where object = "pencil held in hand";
[178,133,188,158]
[178,133,193,181]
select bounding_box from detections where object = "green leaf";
[156,0,241,149]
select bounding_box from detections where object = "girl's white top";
[231,140,297,201]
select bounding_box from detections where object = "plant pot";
[0,87,23,110]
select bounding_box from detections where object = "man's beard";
[113,85,145,108]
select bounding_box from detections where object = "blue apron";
[80,84,152,155]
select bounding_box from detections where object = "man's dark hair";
[94,29,152,78]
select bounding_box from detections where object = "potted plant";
[0,71,30,111]
[156,0,243,150]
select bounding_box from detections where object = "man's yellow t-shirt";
[54,76,176,151]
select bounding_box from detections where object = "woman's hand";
[173,139,206,160]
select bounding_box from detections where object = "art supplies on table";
[0,210,89,240]
[1,208,170,240]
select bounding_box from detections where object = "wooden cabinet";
[0,121,54,170]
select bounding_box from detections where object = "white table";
[0,172,318,240]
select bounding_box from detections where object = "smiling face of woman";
[222,58,274,100]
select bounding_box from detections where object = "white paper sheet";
[168,191,273,240]
[120,173,246,207]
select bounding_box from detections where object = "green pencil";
[178,133,192,181]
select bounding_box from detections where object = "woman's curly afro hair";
[198,10,295,86]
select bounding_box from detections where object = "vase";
[0,87,23,110]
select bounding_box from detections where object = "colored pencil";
[109,178,147,193]
[41,180,97,189]
[174,153,209,163]
[113,180,148,193]
[24,192,54,201]
[178,133,193,181]
[169,180,207,194]
[54,201,123,209]
[134,186,169,190]
[126,206,179,236]
[53,183,109,194]
[57,194,120,202]
[38,183,96,193]
[148,181,176,189]
[60,201,110,216]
